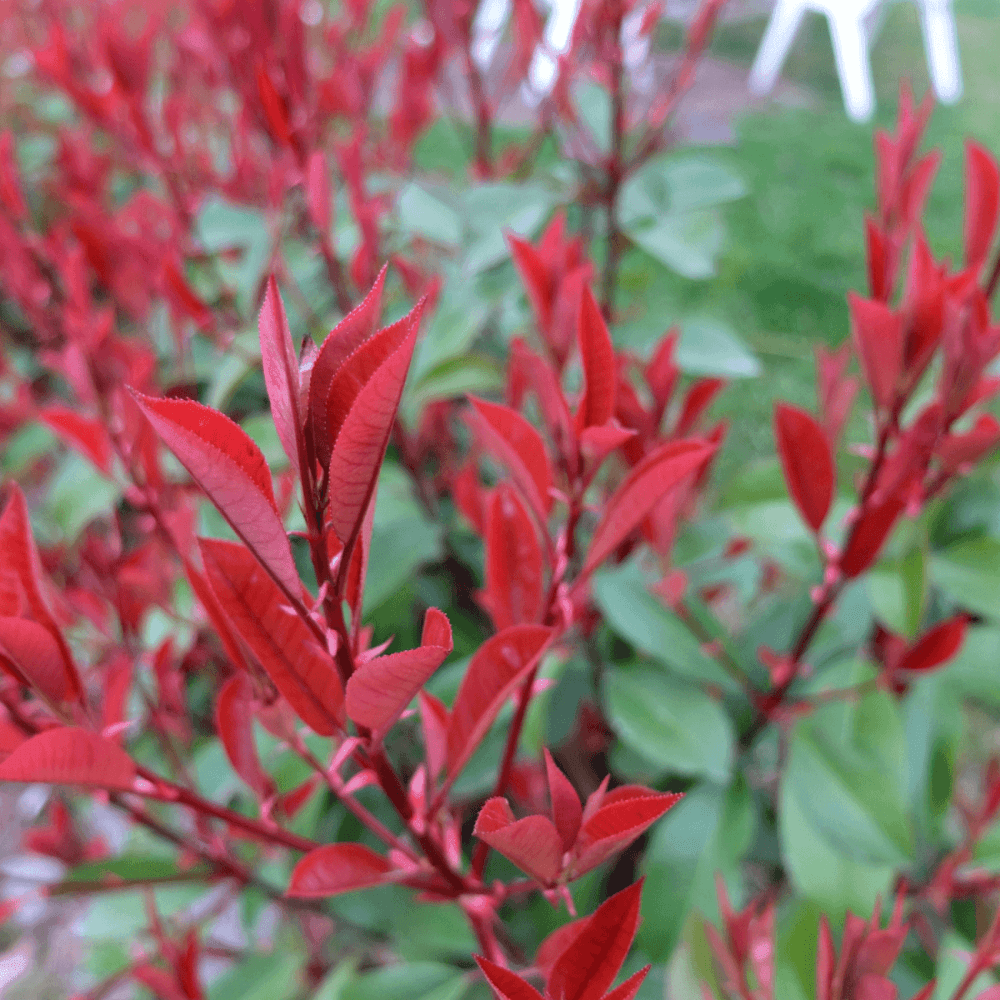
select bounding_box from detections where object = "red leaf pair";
[345,607,454,736]
[476,881,648,1000]
[473,751,680,885]
[200,539,344,737]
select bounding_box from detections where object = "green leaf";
[593,562,739,691]
[208,952,303,1000]
[639,778,752,961]
[604,665,735,782]
[67,856,196,883]
[931,537,1000,619]
[196,195,270,312]
[46,453,122,541]
[398,183,462,247]
[675,317,761,378]
[931,932,995,1000]
[364,464,444,612]
[780,764,894,921]
[627,212,723,280]
[341,963,462,1000]
[396,904,477,961]
[404,355,502,419]
[785,693,913,867]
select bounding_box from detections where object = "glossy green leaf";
[605,665,735,782]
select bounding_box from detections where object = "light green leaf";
[675,317,761,378]
[341,963,462,1000]
[364,464,444,612]
[398,183,462,247]
[604,665,735,782]
[931,537,1000,619]
[639,778,752,961]
[208,952,303,1000]
[627,211,723,280]
[593,561,738,691]
[785,694,912,867]
[46,453,122,541]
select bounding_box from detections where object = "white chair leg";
[827,10,875,121]
[471,0,513,71]
[748,0,809,95]
[917,0,962,104]
[527,0,582,96]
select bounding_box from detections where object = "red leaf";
[255,61,292,146]
[898,615,967,673]
[307,266,387,470]
[840,496,906,578]
[259,278,306,478]
[446,625,551,780]
[965,140,1000,269]
[306,150,333,235]
[40,407,113,474]
[0,728,135,790]
[469,397,553,522]
[473,797,564,883]
[537,919,591,980]
[576,285,616,431]
[774,403,835,533]
[545,748,582,852]
[675,378,726,438]
[287,843,395,898]
[572,790,681,877]
[346,607,453,735]
[475,957,545,1000]
[578,421,636,468]
[200,538,343,736]
[419,690,450,780]
[0,617,71,704]
[865,216,889,301]
[602,967,650,1000]
[547,880,644,1000]
[848,293,903,412]
[509,234,554,333]
[325,302,422,557]
[132,392,300,596]
[0,487,81,700]
[216,674,276,801]
[816,915,835,1000]
[582,441,714,575]
[482,484,544,630]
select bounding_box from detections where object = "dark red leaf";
[475,957,545,1000]
[306,150,332,235]
[544,748,582,852]
[307,266,387,469]
[468,397,553,522]
[572,790,681,877]
[602,967,650,1000]
[255,62,293,146]
[0,728,135,790]
[675,378,726,437]
[0,617,72,705]
[582,441,714,575]
[816,915,834,1000]
[325,302,422,556]
[965,140,1000,268]
[287,843,395,898]
[259,278,306,478]
[848,293,903,412]
[840,496,906,578]
[547,880,644,1000]
[473,797,564,883]
[537,919,591,981]
[132,392,299,596]
[446,625,551,780]
[576,285,616,431]
[346,607,453,735]
[216,674,276,801]
[40,407,114,474]
[419,690,450,781]
[578,421,636,469]
[482,484,544,630]
[898,615,967,673]
[0,487,81,700]
[774,403,835,533]
[200,538,343,736]
[508,234,554,333]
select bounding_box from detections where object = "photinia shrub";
[2,1,1000,998]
